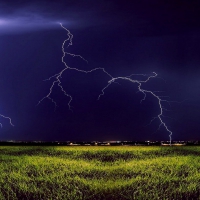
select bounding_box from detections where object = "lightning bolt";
[38,23,173,144]
[37,23,112,111]
[0,113,14,128]
[98,72,173,145]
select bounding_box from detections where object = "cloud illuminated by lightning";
[0,17,62,35]
[0,13,73,35]
[0,19,8,25]
[38,23,173,144]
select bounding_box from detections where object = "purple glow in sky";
[0,19,8,25]
[0,16,70,34]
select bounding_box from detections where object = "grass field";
[0,146,200,199]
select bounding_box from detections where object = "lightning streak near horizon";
[38,23,173,144]
[0,113,14,128]
[98,72,173,144]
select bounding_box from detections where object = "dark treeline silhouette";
[0,140,199,146]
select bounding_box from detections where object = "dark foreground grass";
[0,146,200,199]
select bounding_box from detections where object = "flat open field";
[0,146,200,200]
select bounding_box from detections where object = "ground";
[0,146,200,199]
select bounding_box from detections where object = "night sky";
[0,0,200,141]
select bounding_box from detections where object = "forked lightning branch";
[0,114,14,128]
[37,23,173,144]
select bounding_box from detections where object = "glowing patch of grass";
[0,146,199,199]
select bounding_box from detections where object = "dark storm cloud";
[132,0,200,36]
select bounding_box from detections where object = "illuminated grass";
[0,146,200,199]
